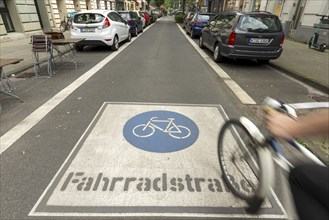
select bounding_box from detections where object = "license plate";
[249,38,269,44]
[81,28,95,32]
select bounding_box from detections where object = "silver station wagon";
[199,11,284,64]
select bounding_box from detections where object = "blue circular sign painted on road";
[123,110,199,153]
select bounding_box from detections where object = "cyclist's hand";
[264,109,298,139]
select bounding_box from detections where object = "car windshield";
[198,15,212,21]
[237,14,282,32]
[74,13,104,24]
[119,13,130,20]
[130,12,139,19]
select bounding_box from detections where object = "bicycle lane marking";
[29,103,286,218]
[177,24,256,105]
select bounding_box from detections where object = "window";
[74,13,104,24]
[113,13,125,23]
[130,11,138,19]
[108,12,118,21]
[119,12,130,20]
[0,0,14,32]
[237,15,282,32]
[198,15,211,21]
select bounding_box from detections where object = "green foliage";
[155,0,165,7]
[175,14,185,23]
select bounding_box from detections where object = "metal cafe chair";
[44,31,65,61]
[31,35,54,78]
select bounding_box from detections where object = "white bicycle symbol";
[132,117,191,139]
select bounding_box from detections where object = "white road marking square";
[30,103,285,218]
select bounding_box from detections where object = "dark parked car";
[118,11,143,36]
[186,12,215,38]
[199,11,284,63]
[148,10,158,23]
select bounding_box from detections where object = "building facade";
[0,0,146,41]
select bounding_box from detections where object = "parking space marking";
[177,24,256,105]
[29,103,285,218]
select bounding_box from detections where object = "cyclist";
[265,109,329,220]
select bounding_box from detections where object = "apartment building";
[0,0,146,41]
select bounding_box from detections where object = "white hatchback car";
[71,10,131,51]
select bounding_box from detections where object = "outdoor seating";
[0,58,24,111]
[44,31,65,60]
[43,31,85,70]
[31,35,54,78]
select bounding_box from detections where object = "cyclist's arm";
[265,109,329,139]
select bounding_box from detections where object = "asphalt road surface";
[1,16,326,220]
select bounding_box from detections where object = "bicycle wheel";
[133,124,154,138]
[169,125,191,139]
[218,119,273,213]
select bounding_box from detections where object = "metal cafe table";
[0,58,24,102]
[51,38,85,69]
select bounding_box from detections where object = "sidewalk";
[1,33,328,92]
[270,39,329,94]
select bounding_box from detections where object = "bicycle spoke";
[218,120,261,200]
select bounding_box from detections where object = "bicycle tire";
[133,124,154,138]
[218,119,273,213]
[168,125,190,139]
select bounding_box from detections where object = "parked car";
[71,10,131,51]
[118,11,143,36]
[140,11,151,26]
[149,11,158,23]
[199,11,284,63]
[186,12,215,38]
[134,10,146,27]
[182,11,194,29]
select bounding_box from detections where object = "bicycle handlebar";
[262,97,329,119]
[262,97,297,118]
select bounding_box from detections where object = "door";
[114,12,128,41]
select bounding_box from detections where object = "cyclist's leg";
[289,164,329,220]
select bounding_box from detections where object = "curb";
[269,63,329,95]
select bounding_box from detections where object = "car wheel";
[214,44,224,62]
[111,35,119,51]
[257,59,270,64]
[308,37,313,48]
[134,27,138,36]
[190,29,194,38]
[75,45,84,51]
[199,35,205,48]
[126,32,132,42]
